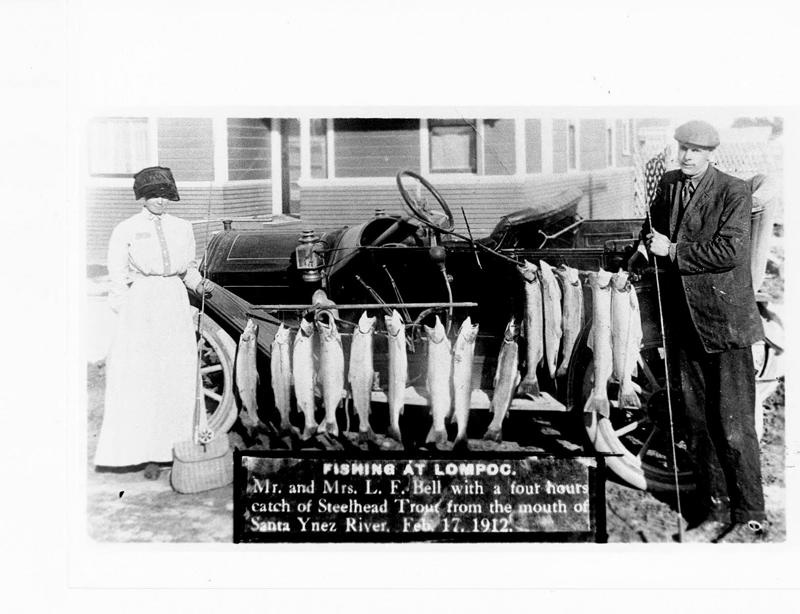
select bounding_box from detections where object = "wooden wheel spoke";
[636,425,659,459]
[614,419,644,438]
[638,354,660,390]
[201,364,223,375]
[203,389,222,403]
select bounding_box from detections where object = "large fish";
[292,318,317,439]
[384,309,407,443]
[540,260,563,380]
[424,315,452,445]
[269,323,294,434]
[584,269,614,417]
[483,318,521,442]
[555,264,584,377]
[517,260,544,397]
[452,316,479,447]
[349,311,377,442]
[316,310,345,437]
[235,318,260,431]
[611,271,643,409]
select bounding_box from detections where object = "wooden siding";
[482,119,515,175]
[158,118,214,181]
[227,118,271,180]
[86,182,272,265]
[552,119,568,173]
[525,119,542,173]
[615,119,634,167]
[333,119,420,177]
[299,167,636,237]
[579,119,607,171]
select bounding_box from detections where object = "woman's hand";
[195,279,213,298]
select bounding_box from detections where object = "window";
[334,119,420,178]
[607,126,614,166]
[429,119,477,173]
[88,117,149,177]
[227,118,270,181]
[567,122,577,170]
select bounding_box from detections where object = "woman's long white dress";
[94,208,203,466]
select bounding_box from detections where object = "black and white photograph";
[6,0,800,608]
[83,110,785,545]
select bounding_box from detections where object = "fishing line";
[194,181,215,443]
[643,207,684,541]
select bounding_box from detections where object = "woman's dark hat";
[133,166,180,201]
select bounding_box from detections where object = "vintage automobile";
[191,170,783,492]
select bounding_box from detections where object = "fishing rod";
[644,206,684,542]
[194,181,215,444]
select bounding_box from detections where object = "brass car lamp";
[295,229,324,283]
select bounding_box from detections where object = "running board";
[370,387,566,412]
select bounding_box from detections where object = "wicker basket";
[171,433,233,494]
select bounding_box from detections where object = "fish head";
[297,317,315,338]
[424,315,446,343]
[517,260,539,283]
[597,268,613,288]
[274,323,290,344]
[356,310,376,334]
[314,310,339,340]
[384,309,405,336]
[502,317,518,341]
[457,316,479,342]
[612,270,630,291]
[242,318,258,341]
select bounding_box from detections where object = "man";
[629,120,766,542]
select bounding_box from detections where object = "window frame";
[427,119,478,174]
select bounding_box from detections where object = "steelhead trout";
[517,260,544,397]
[424,315,452,445]
[292,318,317,439]
[611,271,642,409]
[384,310,407,443]
[555,264,584,378]
[349,311,377,441]
[452,316,479,447]
[269,323,294,434]
[540,260,563,380]
[316,310,345,437]
[584,269,614,417]
[235,318,260,430]
[483,318,520,442]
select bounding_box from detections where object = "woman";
[95,166,212,480]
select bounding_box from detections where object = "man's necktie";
[681,179,695,209]
[153,216,172,275]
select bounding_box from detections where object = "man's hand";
[646,230,672,257]
[195,279,213,298]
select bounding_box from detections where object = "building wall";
[483,119,515,175]
[579,119,607,171]
[228,118,271,180]
[299,167,635,237]
[525,119,542,173]
[158,118,215,181]
[86,182,272,265]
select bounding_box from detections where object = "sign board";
[233,452,607,543]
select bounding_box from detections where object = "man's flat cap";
[133,166,180,201]
[674,120,720,149]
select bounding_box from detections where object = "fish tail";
[582,391,610,418]
[517,376,541,398]
[618,382,642,409]
[482,425,503,442]
[301,421,318,440]
[555,360,568,378]
[425,425,447,445]
[278,415,293,434]
[387,424,403,443]
[452,436,470,452]
[358,426,377,443]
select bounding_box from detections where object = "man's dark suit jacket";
[643,166,764,352]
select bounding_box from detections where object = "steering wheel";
[396,170,455,232]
